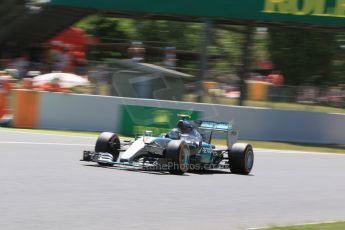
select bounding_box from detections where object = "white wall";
[39,92,345,144]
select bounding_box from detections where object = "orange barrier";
[203,81,220,96]
[0,93,6,119]
[0,79,11,119]
[246,80,271,101]
[13,90,40,128]
[203,81,218,90]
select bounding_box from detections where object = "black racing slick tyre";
[165,140,190,175]
[228,143,254,175]
[95,132,120,161]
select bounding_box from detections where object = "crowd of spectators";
[1,42,87,80]
[248,71,284,86]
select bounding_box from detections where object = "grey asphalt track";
[1,129,345,230]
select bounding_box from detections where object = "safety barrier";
[0,93,6,119]
[0,79,12,120]
[247,80,271,101]
[11,90,345,145]
[12,90,40,128]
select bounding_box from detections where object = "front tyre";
[165,140,190,175]
[229,143,254,175]
[95,132,120,162]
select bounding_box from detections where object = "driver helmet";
[177,120,193,133]
[167,128,181,140]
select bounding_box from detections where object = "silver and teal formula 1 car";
[82,116,254,175]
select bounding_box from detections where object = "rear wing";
[199,121,231,132]
[196,120,238,149]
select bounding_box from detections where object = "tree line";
[77,15,345,86]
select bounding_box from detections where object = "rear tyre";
[165,140,190,175]
[95,132,120,161]
[229,143,254,175]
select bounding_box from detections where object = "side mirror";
[143,130,153,143]
[144,130,153,137]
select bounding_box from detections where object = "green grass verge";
[1,127,344,154]
[262,221,345,230]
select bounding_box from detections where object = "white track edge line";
[0,141,94,146]
[0,129,96,139]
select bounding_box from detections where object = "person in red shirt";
[266,71,285,102]
[267,71,284,86]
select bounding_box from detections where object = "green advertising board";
[120,105,201,136]
[51,0,345,27]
